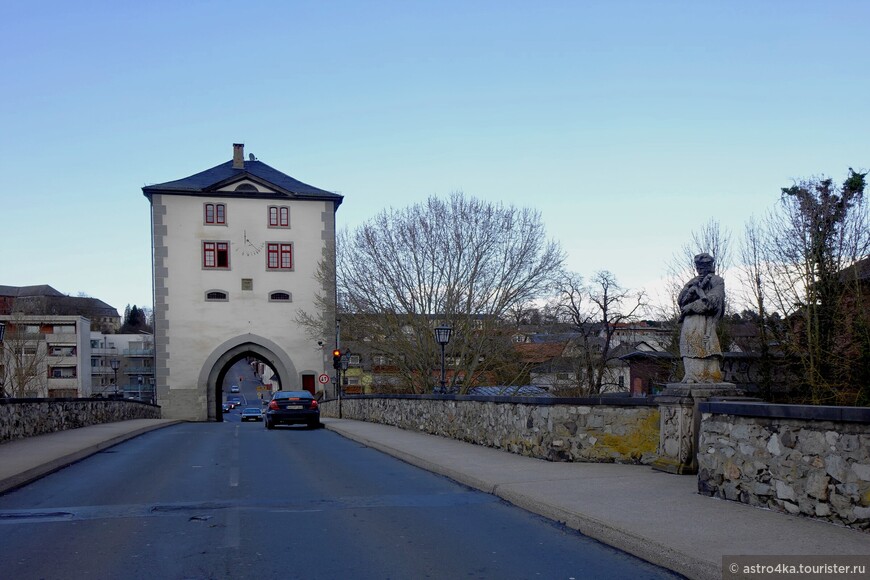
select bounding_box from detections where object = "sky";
[2,1,867,317]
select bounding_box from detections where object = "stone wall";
[322,395,659,464]
[0,398,161,444]
[697,402,870,532]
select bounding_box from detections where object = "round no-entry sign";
[318,373,330,384]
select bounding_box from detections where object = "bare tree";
[659,219,733,321]
[736,217,774,399]
[295,239,337,346]
[331,192,564,393]
[549,271,646,395]
[0,314,49,397]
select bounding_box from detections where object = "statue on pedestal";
[678,253,725,383]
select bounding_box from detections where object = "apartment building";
[90,333,155,402]
[0,314,92,398]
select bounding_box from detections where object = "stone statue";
[678,253,725,383]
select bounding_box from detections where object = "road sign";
[318,373,330,384]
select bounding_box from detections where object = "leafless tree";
[548,270,646,395]
[295,239,337,346]
[328,192,564,393]
[0,314,49,397]
[736,216,774,398]
[663,219,733,318]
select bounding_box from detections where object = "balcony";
[124,366,155,375]
[123,348,155,357]
[91,348,119,356]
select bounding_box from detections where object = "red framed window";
[266,243,293,270]
[205,203,226,225]
[268,205,290,227]
[203,242,230,268]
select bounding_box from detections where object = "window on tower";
[203,241,230,269]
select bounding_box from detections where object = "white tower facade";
[143,144,341,420]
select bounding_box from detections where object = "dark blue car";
[264,390,320,429]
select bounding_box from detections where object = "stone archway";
[198,334,298,422]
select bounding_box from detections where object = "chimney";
[232,143,245,169]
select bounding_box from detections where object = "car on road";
[222,402,231,413]
[229,385,240,393]
[226,395,242,409]
[264,390,320,429]
[240,407,263,422]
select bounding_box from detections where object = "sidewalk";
[0,419,181,495]
[0,417,867,579]
[321,418,870,580]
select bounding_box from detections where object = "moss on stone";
[593,410,661,462]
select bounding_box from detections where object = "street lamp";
[340,351,350,391]
[110,358,120,396]
[434,325,453,394]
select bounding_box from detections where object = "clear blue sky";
[2,1,867,315]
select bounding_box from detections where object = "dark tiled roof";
[1,285,119,318]
[13,295,120,318]
[0,285,65,298]
[142,159,342,202]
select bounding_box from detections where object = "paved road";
[0,422,678,579]
[222,358,267,422]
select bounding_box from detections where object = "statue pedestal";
[651,383,746,475]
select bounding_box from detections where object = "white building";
[143,144,342,420]
[90,333,155,401]
[0,314,92,398]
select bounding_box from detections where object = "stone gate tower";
[143,144,342,420]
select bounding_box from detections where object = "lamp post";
[340,352,350,392]
[110,358,120,396]
[434,325,453,394]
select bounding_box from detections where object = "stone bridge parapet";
[0,398,161,444]
[322,394,660,465]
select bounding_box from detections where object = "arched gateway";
[143,144,342,421]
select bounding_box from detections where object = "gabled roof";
[142,154,343,205]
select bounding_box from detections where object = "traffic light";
[332,349,342,369]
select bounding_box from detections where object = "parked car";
[264,390,320,429]
[240,407,263,422]
[230,385,240,393]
